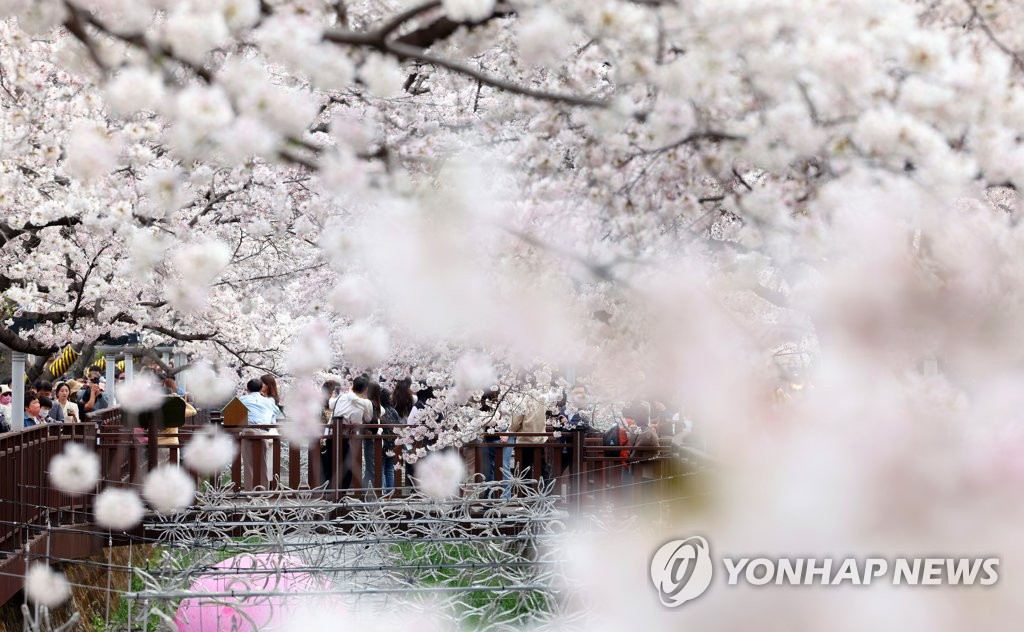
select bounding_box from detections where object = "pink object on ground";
[174,553,334,631]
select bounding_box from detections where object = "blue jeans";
[362,438,375,488]
[383,456,395,491]
[482,438,501,482]
[363,437,396,491]
[501,438,515,499]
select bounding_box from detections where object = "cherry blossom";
[182,426,238,475]
[48,442,100,495]
[142,465,196,515]
[94,488,145,531]
[114,373,165,413]
[413,451,466,499]
[4,0,1024,622]
[24,564,71,609]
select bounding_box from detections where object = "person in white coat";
[330,375,373,488]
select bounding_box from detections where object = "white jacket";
[331,391,373,424]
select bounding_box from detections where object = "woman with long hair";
[260,374,281,407]
[366,381,382,421]
[363,381,382,490]
[393,377,415,420]
[392,377,418,484]
[379,387,399,492]
[54,382,79,423]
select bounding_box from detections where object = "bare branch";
[394,5,515,48]
[964,0,1024,73]
[385,40,607,108]
[378,0,442,39]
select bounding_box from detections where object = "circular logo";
[650,536,713,608]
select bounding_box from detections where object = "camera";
[90,377,101,385]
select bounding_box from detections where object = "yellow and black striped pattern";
[47,346,79,378]
[96,356,126,373]
[47,347,125,379]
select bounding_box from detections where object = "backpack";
[598,419,630,462]
[601,424,620,445]
[381,407,399,452]
[598,419,622,458]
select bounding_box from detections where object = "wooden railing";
[0,412,701,603]
[0,423,95,554]
[0,423,103,603]
[92,416,691,510]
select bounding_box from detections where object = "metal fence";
[0,413,703,605]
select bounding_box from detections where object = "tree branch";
[377,0,441,39]
[394,6,515,48]
[385,40,607,108]
[0,328,58,355]
[965,0,1024,73]
[142,324,218,342]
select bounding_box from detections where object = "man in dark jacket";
[78,366,112,418]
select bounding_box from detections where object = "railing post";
[146,416,159,471]
[124,351,134,383]
[10,351,24,431]
[175,352,188,392]
[332,416,342,500]
[353,424,363,490]
[100,347,116,400]
[573,429,583,513]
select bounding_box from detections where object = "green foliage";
[87,548,166,632]
[390,541,550,629]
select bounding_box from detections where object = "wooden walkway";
[0,412,711,604]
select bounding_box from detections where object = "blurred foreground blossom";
[183,426,237,475]
[48,443,99,495]
[24,564,70,609]
[143,465,196,515]
[94,488,145,531]
[280,379,326,447]
[184,361,236,407]
[115,373,165,413]
[285,321,332,377]
[414,451,465,499]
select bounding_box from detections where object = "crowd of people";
[468,385,694,494]
[0,357,698,497]
[0,362,188,433]
[317,374,419,492]
[303,373,696,494]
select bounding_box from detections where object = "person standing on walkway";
[629,407,661,505]
[54,382,80,423]
[362,381,384,490]
[319,380,341,484]
[378,387,399,492]
[78,366,112,417]
[392,377,418,485]
[260,374,282,409]
[34,381,64,422]
[239,378,282,489]
[0,386,12,426]
[23,392,45,428]
[331,375,373,488]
